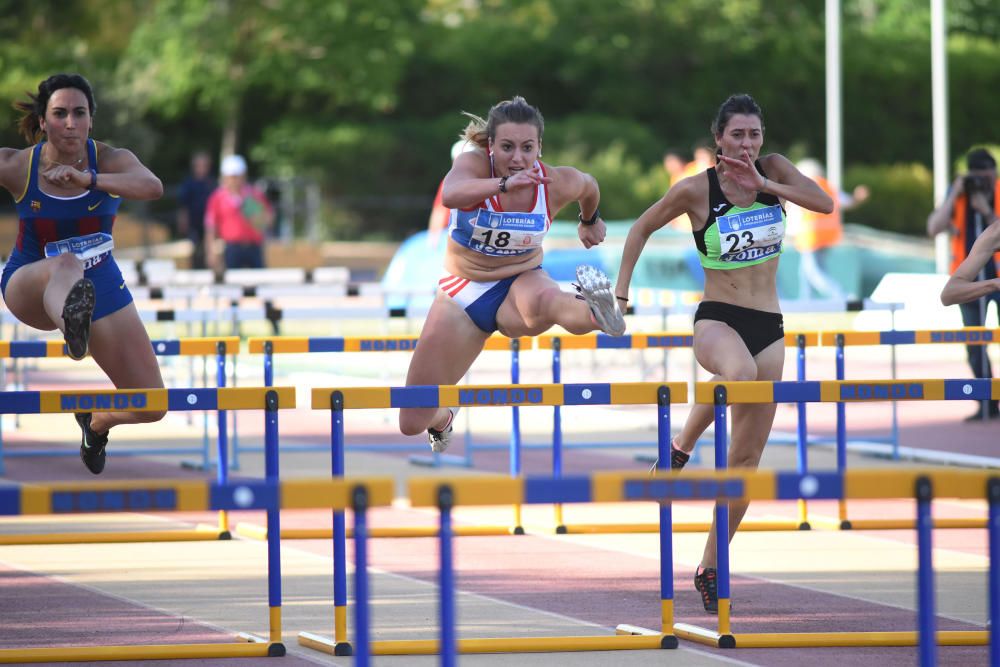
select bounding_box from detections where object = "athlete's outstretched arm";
[615,178,698,299]
[941,218,1000,306]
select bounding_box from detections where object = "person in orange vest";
[928,147,1000,420]
[786,158,868,300]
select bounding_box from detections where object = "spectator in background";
[786,158,869,300]
[662,150,686,188]
[176,150,214,269]
[204,154,274,271]
[927,147,1000,420]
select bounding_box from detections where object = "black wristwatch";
[579,208,600,226]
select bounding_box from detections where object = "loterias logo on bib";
[839,383,923,400]
[459,387,544,406]
[61,392,148,411]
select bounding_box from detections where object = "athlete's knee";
[720,361,757,382]
[729,444,764,469]
[137,409,167,424]
[519,286,562,331]
[399,409,427,437]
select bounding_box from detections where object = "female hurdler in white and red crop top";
[399,96,625,453]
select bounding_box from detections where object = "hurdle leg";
[988,478,999,666]
[510,338,524,534]
[215,341,230,536]
[712,388,734,645]
[795,334,811,530]
[439,484,457,667]
[352,485,371,667]
[657,386,678,648]
[915,476,936,667]
[237,389,285,655]
[552,338,566,533]
[835,335,851,528]
[332,391,353,654]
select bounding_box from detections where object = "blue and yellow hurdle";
[0,474,393,665]
[0,336,240,474]
[0,385,293,546]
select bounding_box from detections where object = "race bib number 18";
[471,210,547,255]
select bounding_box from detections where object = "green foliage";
[843,163,934,236]
[1,0,1000,240]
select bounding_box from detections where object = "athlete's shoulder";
[0,146,31,195]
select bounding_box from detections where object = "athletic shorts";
[438,267,541,333]
[694,300,784,357]
[1,251,134,322]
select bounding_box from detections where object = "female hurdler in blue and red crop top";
[398,96,626,453]
[0,73,166,475]
[616,94,834,614]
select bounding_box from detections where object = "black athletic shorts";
[693,301,784,357]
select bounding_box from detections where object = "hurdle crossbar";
[0,475,394,664]
[0,386,294,546]
[676,383,997,654]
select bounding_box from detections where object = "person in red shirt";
[204,154,274,271]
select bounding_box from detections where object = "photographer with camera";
[927,147,1000,420]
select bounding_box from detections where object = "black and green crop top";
[693,163,786,270]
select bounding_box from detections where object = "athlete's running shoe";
[574,265,625,336]
[427,409,457,453]
[77,412,109,475]
[648,439,691,473]
[62,278,95,360]
[694,566,719,613]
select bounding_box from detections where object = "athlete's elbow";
[137,176,164,200]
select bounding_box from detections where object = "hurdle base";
[673,625,989,648]
[298,631,352,656]
[235,522,515,540]
[674,623,736,648]
[0,641,276,664]
[811,516,987,531]
[615,624,677,649]
[559,518,806,535]
[0,526,226,546]
[370,634,666,655]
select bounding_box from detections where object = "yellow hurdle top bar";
[820,327,1000,346]
[408,468,999,507]
[0,337,239,359]
[0,387,296,415]
[311,381,688,409]
[247,334,527,354]
[1,477,394,516]
[693,378,1000,404]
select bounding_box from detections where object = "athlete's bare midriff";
[443,238,543,282]
[701,260,780,313]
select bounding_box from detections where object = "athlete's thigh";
[753,337,786,382]
[88,303,164,389]
[495,268,560,335]
[3,260,58,330]
[692,319,756,379]
[406,292,490,387]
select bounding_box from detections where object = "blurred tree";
[118,0,422,157]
